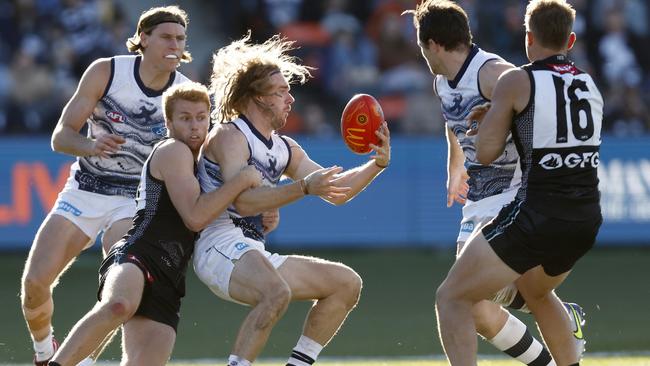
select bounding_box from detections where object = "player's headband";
[139,18,186,34]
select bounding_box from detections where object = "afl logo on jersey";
[106,111,125,123]
[539,152,600,170]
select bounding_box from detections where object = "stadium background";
[1,0,649,363]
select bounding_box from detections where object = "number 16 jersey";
[514,54,603,219]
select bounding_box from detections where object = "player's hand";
[447,169,469,207]
[91,134,126,158]
[466,103,491,136]
[370,121,390,168]
[239,165,262,188]
[303,166,351,199]
[262,209,280,234]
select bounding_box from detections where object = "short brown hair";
[162,81,211,124]
[126,5,192,62]
[405,0,472,51]
[525,0,575,50]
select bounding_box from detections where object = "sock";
[227,355,252,366]
[286,335,323,366]
[76,357,95,366]
[489,314,555,366]
[33,330,55,362]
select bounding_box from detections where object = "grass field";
[1,247,649,364]
[4,356,650,365]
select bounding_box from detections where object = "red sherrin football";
[340,94,384,154]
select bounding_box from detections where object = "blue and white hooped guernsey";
[196,116,292,243]
[435,44,521,202]
[67,55,189,198]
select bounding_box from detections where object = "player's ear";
[526,31,534,47]
[140,31,148,48]
[566,32,576,51]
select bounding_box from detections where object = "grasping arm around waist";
[51,58,126,158]
[151,139,261,232]
[476,69,530,165]
[204,124,348,217]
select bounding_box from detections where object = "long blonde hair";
[209,33,312,123]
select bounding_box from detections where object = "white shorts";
[51,185,135,248]
[457,189,518,243]
[193,227,288,305]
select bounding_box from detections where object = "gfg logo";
[539,151,600,170]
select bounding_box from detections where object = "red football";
[340,94,384,154]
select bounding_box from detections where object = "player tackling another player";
[192,33,390,366]
[46,81,261,366]
[433,0,603,365]
[20,6,192,366]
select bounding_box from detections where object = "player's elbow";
[476,154,494,166]
[184,217,206,232]
[326,195,351,206]
[51,131,63,153]
[476,149,497,166]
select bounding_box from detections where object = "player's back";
[436,45,521,201]
[513,54,603,219]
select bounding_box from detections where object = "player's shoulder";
[210,121,248,151]
[279,134,300,149]
[155,138,193,160]
[84,57,113,77]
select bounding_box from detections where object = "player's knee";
[471,302,503,336]
[102,297,137,321]
[435,282,452,305]
[340,269,363,309]
[21,273,49,303]
[256,283,291,329]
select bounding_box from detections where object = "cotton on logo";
[539,152,600,170]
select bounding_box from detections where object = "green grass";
[4,356,650,365]
[1,247,649,364]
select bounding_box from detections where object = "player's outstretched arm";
[297,121,390,206]
[51,58,126,158]
[153,139,261,232]
[476,68,530,165]
[204,125,349,216]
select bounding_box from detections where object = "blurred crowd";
[1,0,649,137]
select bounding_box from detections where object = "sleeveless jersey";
[68,55,189,198]
[120,140,196,290]
[435,44,521,201]
[197,116,292,243]
[513,54,603,218]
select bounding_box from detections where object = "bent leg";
[50,263,144,366]
[279,255,362,346]
[228,250,292,362]
[121,316,176,366]
[517,267,576,365]
[21,214,92,342]
[436,232,520,366]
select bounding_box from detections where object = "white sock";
[228,354,252,366]
[286,335,323,366]
[33,330,54,362]
[489,314,556,366]
[76,357,95,366]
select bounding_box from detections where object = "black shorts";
[482,199,602,276]
[98,242,185,332]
